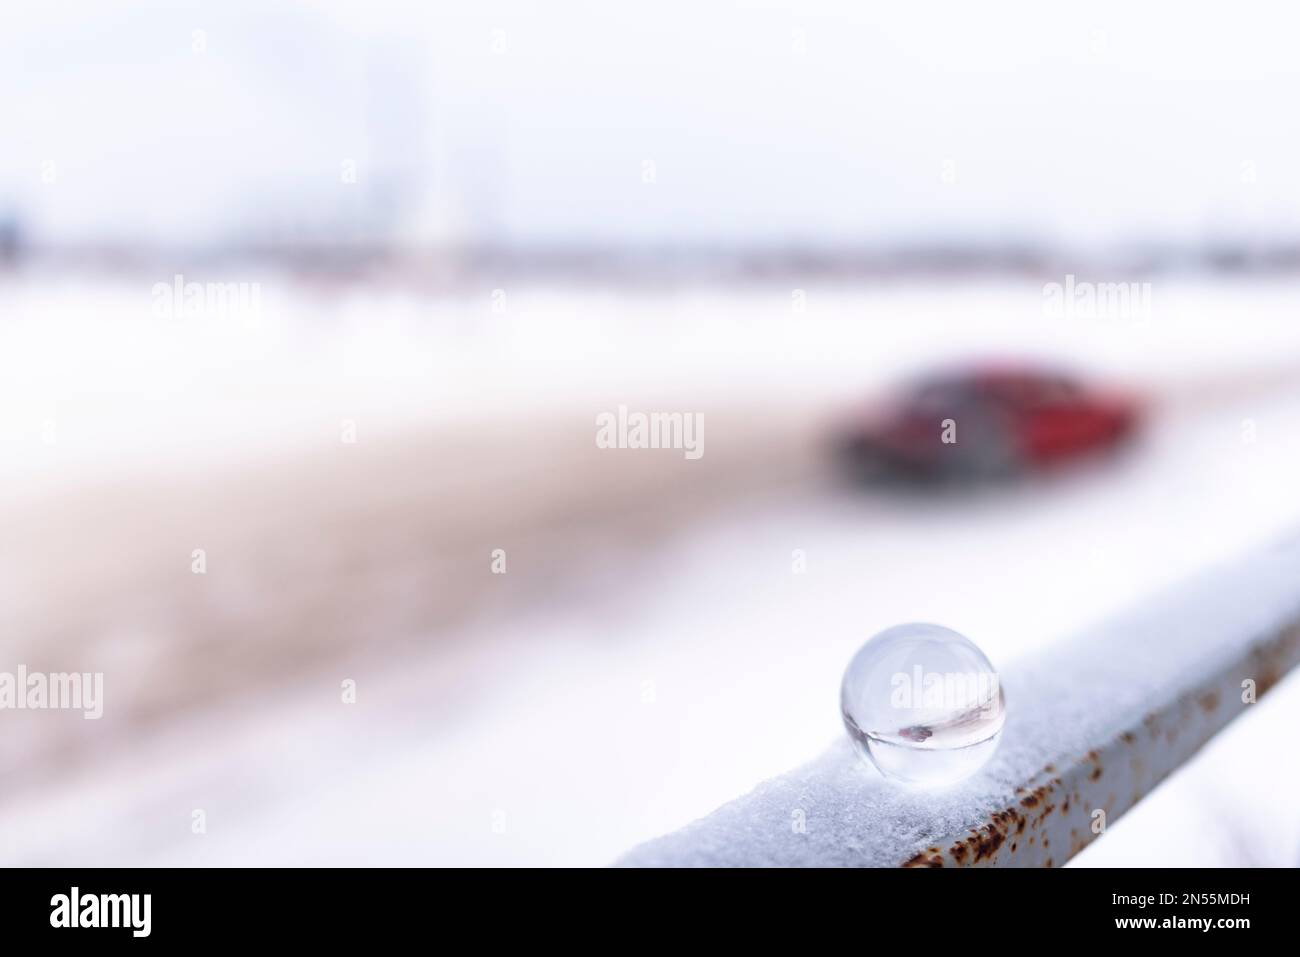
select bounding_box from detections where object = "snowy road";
[2,276,1299,865]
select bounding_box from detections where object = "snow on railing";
[619,535,1300,867]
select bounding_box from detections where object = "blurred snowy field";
[2,274,1300,865]
[6,273,1300,484]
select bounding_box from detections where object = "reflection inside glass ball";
[840,623,1005,786]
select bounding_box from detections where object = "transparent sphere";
[841,623,1005,787]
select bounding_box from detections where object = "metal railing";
[619,535,1300,867]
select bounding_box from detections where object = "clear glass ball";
[841,623,1005,786]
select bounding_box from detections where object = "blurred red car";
[835,366,1141,483]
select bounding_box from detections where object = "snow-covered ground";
[2,274,1299,865]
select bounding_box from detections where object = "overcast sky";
[4,0,1299,248]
